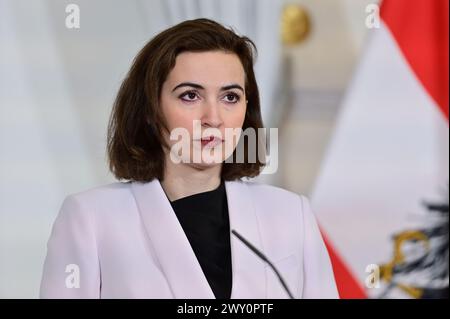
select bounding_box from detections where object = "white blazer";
[40,179,338,299]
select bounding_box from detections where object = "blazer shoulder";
[59,181,133,218]
[238,180,316,224]
[65,181,132,202]
[240,180,304,206]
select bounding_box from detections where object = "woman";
[40,18,338,299]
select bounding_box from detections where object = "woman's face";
[160,50,247,168]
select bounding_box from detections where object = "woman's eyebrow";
[172,82,244,93]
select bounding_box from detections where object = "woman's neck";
[160,160,222,201]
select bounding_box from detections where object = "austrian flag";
[312,0,449,298]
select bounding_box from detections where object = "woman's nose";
[201,100,223,128]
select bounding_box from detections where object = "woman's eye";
[180,91,199,102]
[224,93,240,103]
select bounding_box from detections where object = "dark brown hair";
[107,18,266,182]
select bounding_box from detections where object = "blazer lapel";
[225,180,267,298]
[131,179,215,298]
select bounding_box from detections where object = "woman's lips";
[198,136,224,147]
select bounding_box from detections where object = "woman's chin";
[186,160,223,170]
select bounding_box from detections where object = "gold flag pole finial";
[281,4,311,46]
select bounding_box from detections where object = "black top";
[168,180,232,299]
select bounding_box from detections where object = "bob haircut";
[107,18,266,182]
